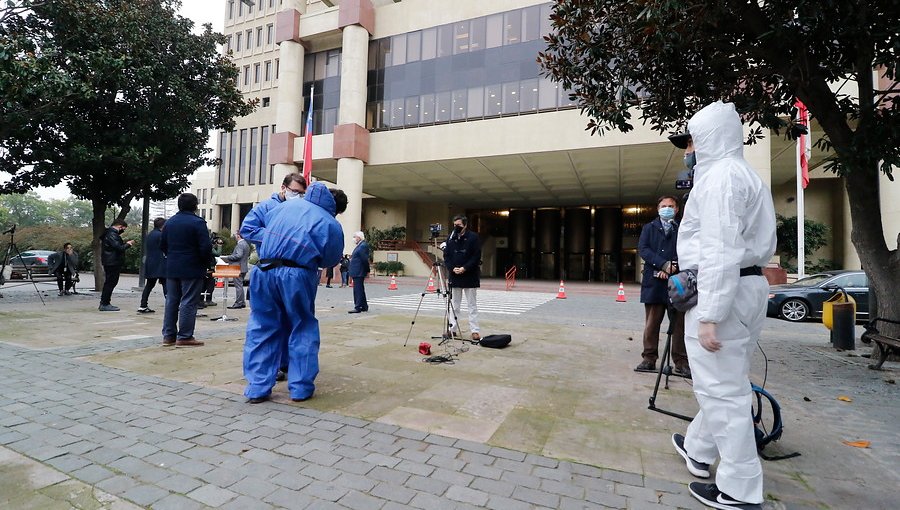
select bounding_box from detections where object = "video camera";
[429,223,442,239]
[675,169,693,190]
[211,232,225,246]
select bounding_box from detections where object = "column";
[334,0,375,249]
[269,0,308,178]
[230,205,241,235]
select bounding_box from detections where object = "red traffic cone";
[426,275,436,292]
[556,280,567,299]
[388,274,398,290]
[616,282,627,302]
[215,279,224,289]
[349,278,354,288]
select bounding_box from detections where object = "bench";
[861,318,900,370]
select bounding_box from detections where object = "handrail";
[505,265,516,290]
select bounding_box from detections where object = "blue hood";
[303,182,336,216]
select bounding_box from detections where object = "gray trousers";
[232,273,246,306]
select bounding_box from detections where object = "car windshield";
[791,274,833,287]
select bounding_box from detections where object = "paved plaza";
[0,274,897,509]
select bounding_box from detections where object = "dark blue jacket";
[349,241,370,278]
[639,217,679,304]
[143,228,166,278]
[161,211,213,279]
[445,229,481,288]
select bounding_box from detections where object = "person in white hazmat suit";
[671,101,776,510]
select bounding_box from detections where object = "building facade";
[210,0,899,281]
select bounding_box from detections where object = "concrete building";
[210,0,899,281]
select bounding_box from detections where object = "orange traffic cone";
[215,279,224,289]
[349,277,354,288]
[556,280,567,299]
[616,282,627,302]
[426,275,436,292]
[388,274,398,290]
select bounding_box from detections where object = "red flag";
[302,86,314,186]
[795,100,810,189]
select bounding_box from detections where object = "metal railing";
[505,265,517,290]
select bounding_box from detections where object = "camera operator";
[443,214,481,341]
[635,196,689,378]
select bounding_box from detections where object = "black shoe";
[672,434,711,478]
[247,395,270,404]
[634,360,656,373]
[98,304,120,312]
[325,285,333,288]
[291,395,311,402]
[348,309,361,314]
[137,307,155,314]
[275,370,287,381]
[688,482,761,510]
[227,304,245,309]
[672,365,692,379]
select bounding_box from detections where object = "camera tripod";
[0,224,46,304]
[404,243,468,348]
[647,306,691,421]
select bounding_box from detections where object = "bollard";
[830,302,856,350]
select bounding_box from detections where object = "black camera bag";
[478,334,511,349]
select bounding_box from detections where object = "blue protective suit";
[242,183,344,401]
[240,192,283,250]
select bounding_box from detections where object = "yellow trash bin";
[822,291,856,330]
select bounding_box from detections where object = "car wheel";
[780,299,809,322]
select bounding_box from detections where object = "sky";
[34,1,226,201]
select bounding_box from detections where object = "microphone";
[2,224,16,235]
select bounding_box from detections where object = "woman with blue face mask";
[635,195,690,379]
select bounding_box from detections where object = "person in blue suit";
[240,172,307,380]
[138,217,167,313]
[243,182,346,403]
[160,194,212,347]
[347,231,370,313]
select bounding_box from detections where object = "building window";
[235,32,242,52]
[243,65,250,86]
[266,23,274,45]
[238,129,247,186]
[256,27,263,48]
[262,96,270,107]
[228,0,234,19]
[249,127,258,185]
[225,35,232,54]
[245,29,252,50]
[227,131,237,186]
[238,0,243,16]
[254,63,261,84]
[264,60,272,81]
[217,131,227,187]
[259,126,269,185]
[275,59,279,79]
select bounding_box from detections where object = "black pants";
[55,270,74,292]
[100,265,121,305]
[203,273,215,302]
[352,276,368,311]
[140,277,166,308]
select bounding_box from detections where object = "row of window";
[198,188,214,205]
[225,23,275,54]
[227,0,281,21]
[217,125,276,189]
[240,59,279,87]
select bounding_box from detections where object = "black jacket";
[444,229,481,288]
[143,229,166,278]
[101,226,129,267]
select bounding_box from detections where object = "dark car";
[767,270,869,322]
[8,250,55,280]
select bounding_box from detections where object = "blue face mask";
[683,152,697,170]
[659,206,676,220]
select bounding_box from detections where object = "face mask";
[659,206,676,220]
[683,152,697,170]
[285,189,302,200]
[453,225,463,235]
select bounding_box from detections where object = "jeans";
[340,271,349,286]
[100,265,121,305]
[162,278,203,340]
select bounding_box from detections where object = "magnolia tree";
[1,0,254,289]
[539,0,899,328]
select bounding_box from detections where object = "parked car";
[8,250,55,280]
[767,270,869,322]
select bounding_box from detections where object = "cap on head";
[668,133,692,150]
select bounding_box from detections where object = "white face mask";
[285,189,302,200]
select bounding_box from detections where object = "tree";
[775,214,829,272]
[0,191,50,226]
[539,1,899,327]
[1,0,254,290]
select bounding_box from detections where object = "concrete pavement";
[0,273,897,509]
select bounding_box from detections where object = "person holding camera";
[98,219,135,311]
[338,254,350,287]
[444,214,481,341]
[635,195,689,378]
[48,242,79,296]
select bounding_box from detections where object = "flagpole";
[796,122,805,279]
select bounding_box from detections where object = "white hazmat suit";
[676,101,777,504]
